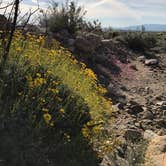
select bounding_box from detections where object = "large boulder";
[145,135,166,166]
[75,33,102,53]
[143,130,158,141]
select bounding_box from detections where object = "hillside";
[0,0,166,166]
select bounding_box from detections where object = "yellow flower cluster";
[48,49,57,56]
[84,68,97,80]
[26,74,46,88]
[97,86,107,94]
[0,30,114,157]
[36,36,44,44]
[59,108,65,114]
[48,88,59,94]
[16,47,21,52]
[42,108,54,126]
[43,113,52,124]
[80,62,86,69]
[10,31,112,115]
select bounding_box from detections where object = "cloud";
[0,0,165,27]
[81,0,166,26]
[83,0,142,20]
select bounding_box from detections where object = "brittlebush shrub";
[0,64,95,166]
[0,31,113,166]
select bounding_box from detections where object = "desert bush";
[0,31,113,165]
[123,32,157,52]
[40,0,86,34]
[103,28,120,39]
[156,32,166,52]
[82,19,102,35]
[159,39,166,51]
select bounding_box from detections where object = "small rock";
[100,155,129,166]
[137,56,146,62]
[155,119,166,128]
[124,128,142,142]
[127,101,144,115]
[101,39,112,45]
[145,87,150,91]
[116,103,125,110]
[155,95,163,101]
[142,110,154,120]
[157,130,165,136]
[163,110,166,117]
[120,86,128,91]
[140,119,153,130]
[156,101,166,106]
[145,59,159,66]
[135,122,141,127]
[143,130,158,140]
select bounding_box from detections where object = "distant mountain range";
[117,24,166,32]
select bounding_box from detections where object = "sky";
[1,0,166,27]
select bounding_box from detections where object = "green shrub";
[123,32,157,52]
[157,33,166,52]
[103,28,120,39]
[82,20,103,35]
[40,0,86,34]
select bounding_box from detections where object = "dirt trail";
[110,53,166,133]
[101,53,166,166]
[119,54,166,105]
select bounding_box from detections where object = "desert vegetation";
[0,1,114,165]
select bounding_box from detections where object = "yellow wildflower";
[73,59,78,64]
[36,73,41,77]
[43,113,52,124]
[84,68,97,80]
[16,47,21,52]
[33,77,46,87]
[59,108,65,114]
[80,62,86,69]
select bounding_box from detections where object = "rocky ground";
[101,53,166,166]
[58,32,166,165]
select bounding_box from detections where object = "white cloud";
[0,0,165,27]
[84,0,142,19]
[80,0,166,26]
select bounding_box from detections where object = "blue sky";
[1,0,166,27]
